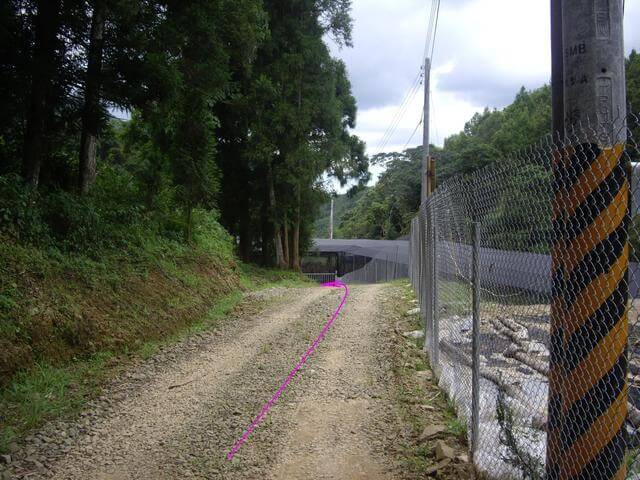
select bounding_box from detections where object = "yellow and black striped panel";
[553,143,629,480]
[547,146,572,480]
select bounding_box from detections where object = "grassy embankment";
[386,280,472,478]
[0,211,307,453]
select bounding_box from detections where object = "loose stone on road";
[3,284,425,479]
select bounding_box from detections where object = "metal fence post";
[471,222,481,461]
[423,206,433,354]
[386,253,390,281]
[431,218,439,368]
[418,210,427,337]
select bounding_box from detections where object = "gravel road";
[4,284,402,479]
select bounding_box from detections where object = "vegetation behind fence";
[410,113,640,479]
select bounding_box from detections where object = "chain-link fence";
[309,239,409,284]
[340,252,409,283]
[410,113,640,479]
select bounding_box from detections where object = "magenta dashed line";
[226,279,350,461]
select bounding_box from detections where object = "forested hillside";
[333,50,640,240]
[0,0,368,445]
[313,192,362,238]
[0,0,368,269]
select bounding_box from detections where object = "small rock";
[402,330,424,340]
[435,440,455,461]
[0,454,11,465]
[415,370,432,381]
[457,453,469,463]
[425,458,452,475]
[458,317,473,333]
[503,344,518,357]
[532,414,547,430]
[528,341,548,355]
[419,424,446,441]
[407,308,420,316]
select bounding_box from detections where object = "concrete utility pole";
[329,198,334,240]
[548,1,628,479]
[550,0,564,138]
[421,59,432,201]
[547,4,564,475]
[563,0,627,139]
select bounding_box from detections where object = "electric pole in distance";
[421,59,432,201]
[329,198,334,240]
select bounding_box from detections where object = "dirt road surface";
[5,284,415,479]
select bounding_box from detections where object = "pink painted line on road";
[226,279,350,461]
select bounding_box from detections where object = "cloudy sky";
[330,0,640,160]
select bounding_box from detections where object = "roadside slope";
[2,283,472,479]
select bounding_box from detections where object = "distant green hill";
[314,190,364,238]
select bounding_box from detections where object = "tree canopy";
[0,0,368,268]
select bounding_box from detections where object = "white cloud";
[329,0,639,191]
[333,0,638,152]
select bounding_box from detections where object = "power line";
[429,0,441,62]
[403,114,423,151]
[374,68,423,153]
[423,0,441,66]
[431,88,440,146]
[377,69,422,146]
[374,0,441,156]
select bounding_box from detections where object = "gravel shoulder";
[1,283,472,479]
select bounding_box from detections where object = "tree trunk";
[292,220,300,271]
[79,0,107,194]
[261,203,272,266]
[239,213,252,262]
[291,186,301,271]
[274,227,287,269]
[267,164,287,269]
[23,0,61,187]
[185,203,193,243]
[283,215,290,267]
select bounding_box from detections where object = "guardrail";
[303,272,337,283]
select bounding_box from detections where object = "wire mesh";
[410,112,640,479]
[310,239,409,284]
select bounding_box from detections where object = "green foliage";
[0,175,49,243]
[313,191,363,238]
[439,86,552,183]
[627,50,640,157]
[2,0,363,267]
[0,354,114,453]
[335,57,640,241]
[338,148,423,239]
[480,163,552,253]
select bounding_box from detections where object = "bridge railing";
[410,113,640,479]
[304,272,337,283]
[309,240,410,284]
[340,253,409,284]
